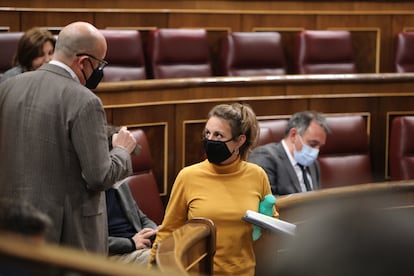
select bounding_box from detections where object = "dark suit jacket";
[108,182,157,255]
[248,142,320,196]
[0,63,132,254]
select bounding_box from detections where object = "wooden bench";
[255,180,414,275]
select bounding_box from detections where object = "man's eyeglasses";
[76,53,108,70]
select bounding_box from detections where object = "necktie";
[298,164,312,191]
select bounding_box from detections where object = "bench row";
[2,28,414,81]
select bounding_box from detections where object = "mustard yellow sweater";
[150,158,277,276]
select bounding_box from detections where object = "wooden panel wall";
[3,0,414,10]
[2,2,414,73]
[93,74,414,201]
[2,1,414,200]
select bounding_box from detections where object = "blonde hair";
[207,103,259,160]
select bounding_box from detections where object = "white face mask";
[294,135,319,167]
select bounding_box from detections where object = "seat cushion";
[294,30,357,74]
[220,32,286,76]
[147,28,212,79]
[99,30,147,81]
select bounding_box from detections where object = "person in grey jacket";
[106,180,158,265]
[0,27,55,83]
[0,21,137,254]
[249,111,330,196]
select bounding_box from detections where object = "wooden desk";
[255,180,414,275]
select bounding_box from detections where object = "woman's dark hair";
[13,27,56,71]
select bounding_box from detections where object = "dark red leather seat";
[389,116,414,180]
[293,30,357,74]
[123,129,165,225]
[146,28,212,79]
[394,32,414,73]
[318,115,373,188]
[219,32,286,76]
[256,119,289,148]
[0,32,24,77]
[99,29,147,82]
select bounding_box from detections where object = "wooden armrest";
[156,217,216,275]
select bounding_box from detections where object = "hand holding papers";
[243,210,296,236]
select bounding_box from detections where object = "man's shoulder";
[249,142,288,168]
[251,142,281,155]
[2,66,22,77]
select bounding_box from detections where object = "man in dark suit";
[248,111,330,195]
[0,21,137,254]
[106,181,158,265]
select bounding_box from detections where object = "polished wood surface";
[3,0,414,9]
[255,180,414,275]
[0,232,175,276]
[156,218,216,275]
[276,180,414,223]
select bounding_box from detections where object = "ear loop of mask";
[80,58,94,82]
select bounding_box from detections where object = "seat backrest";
[389,116,414,180]
[394,32,414,73]
[146,28,212,79]
[294,30,357,74]
[99,29,147,81]
[219,32,286,76]
[318,115,373,188]
[256,119,289,148]
[156,217,216,276]
[126,129,164,225]
[0,32,23,76]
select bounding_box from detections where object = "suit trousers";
[109,248,151,266]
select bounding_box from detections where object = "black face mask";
[83,67,104,89]
[203,137,233,164]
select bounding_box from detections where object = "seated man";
[106,180,158,265]
[248,111,330,195]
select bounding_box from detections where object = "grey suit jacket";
[0,63,132,254]
[248,142,320,196]
[108,181,157,255]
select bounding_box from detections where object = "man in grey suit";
[0,21,137,254]
[106,180,158,265]
[248,111,330,196]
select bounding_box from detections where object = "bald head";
[54,21,107,62]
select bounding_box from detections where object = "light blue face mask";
[294,135,319,167]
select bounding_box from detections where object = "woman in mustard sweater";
[149,103,277,275]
